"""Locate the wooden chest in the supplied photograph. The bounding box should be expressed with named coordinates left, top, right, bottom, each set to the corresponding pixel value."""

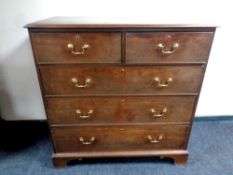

left=25, top=17, right=216, bottom=168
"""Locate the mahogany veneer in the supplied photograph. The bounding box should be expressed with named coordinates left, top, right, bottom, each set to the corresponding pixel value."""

left=46, top=96, right=196, bottom=125
left=126, top=32, right=214, bottom=64
left=51, top=125, right=189, bottom=152
left=40, top=65, right=204, bottom=95
left=32, top=32, right=121, bottom=63
left=25, top=17, right=216, bottom=168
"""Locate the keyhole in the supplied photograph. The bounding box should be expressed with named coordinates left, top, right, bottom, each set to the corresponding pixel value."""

left=76, top=35, right=80, bottom=41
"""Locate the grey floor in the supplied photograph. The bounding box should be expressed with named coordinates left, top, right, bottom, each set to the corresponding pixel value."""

left=0, top=119, right=233, bottom=175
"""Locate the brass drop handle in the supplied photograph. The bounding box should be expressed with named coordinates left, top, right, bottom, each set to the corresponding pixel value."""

left=76, top=109, right=93, bottom=119
left=157, top=43, right=179, bottom=55
left=154, top=77, right=173, bottom=87
left=147, top=135, right=163, bottom=144
left=150, top=107, right=167, bottom=118
left=67, top=43, right=90, bottom=55
left=79, top=137, right=95, bottom=145
left=71, top=77, right=92, bottom=88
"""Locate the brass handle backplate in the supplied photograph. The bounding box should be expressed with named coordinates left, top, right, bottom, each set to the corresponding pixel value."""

left=76, top=109, right=93, bottom=119
left=157, top=43, right=179, bottom=55
left=71, top=77, right=92, bottom=88
left=67, top=43, right=90, bottom=55
left=79, top=137, right=95, bottom=145
left=154, top=77, right=173, bottom=87
left=150, top=107, right=167, bottom=118
left=147, top=135, right=163, bottom=144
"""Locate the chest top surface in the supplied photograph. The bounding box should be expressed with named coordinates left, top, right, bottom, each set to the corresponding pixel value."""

left=24, top=17, right=217, bottom=29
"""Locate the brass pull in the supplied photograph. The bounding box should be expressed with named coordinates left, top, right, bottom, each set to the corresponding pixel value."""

left=67, top=43, right=90, bottom=55
left=154, top=77, right=173, bottom=87
left=79, top=137, right=95, bottom=145
left=157, top=43, right=179, bottom=55
left=147, top=135, right=163, bottom=144
left=76, top=109, right=93, bottom=119
left=71, top=77, right=92, bottom=88
left=150, top=107, right=167, bottom=118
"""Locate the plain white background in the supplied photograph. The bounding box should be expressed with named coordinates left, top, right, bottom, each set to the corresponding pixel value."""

left=0, top=0, right=232, bottom=120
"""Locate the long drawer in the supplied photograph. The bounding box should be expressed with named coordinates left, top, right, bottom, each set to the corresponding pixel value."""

left=51, top=125, right=189, bottom=152
left=46, top=96, right=196, bottom=125
left=40, top=65, right=204, bottom=96
left=126, top=32, right=214, bottom=64
left=31, top=32, right=121, bottom=64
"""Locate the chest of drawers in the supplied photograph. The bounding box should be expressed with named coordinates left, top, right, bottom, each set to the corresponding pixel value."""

left=25, top=17, right=216, bottom=168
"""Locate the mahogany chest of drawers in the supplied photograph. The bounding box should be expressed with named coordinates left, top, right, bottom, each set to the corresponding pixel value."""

left=25, top=17, right=216, bottom=168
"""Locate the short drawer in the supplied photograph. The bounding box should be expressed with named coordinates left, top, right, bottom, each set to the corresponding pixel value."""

left=40, top=65, right=204, bottom=95
left=126, top=32, right=214, bottom=64
left=47, top=96, right=196, bottom=125
left=31, top=32, right=121, bottom=63
left=51, top=125, right=189, bottom=152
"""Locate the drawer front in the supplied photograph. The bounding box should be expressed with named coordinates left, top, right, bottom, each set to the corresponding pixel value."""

left=126, top=32, right=214, bottom=64
left=52, top=125, right=189, bottom=152
left=31, top=32, right=121, bottom=63
left=40, top=66, right=204, bottom=95
left=47, top=96, right=196, bottom=125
